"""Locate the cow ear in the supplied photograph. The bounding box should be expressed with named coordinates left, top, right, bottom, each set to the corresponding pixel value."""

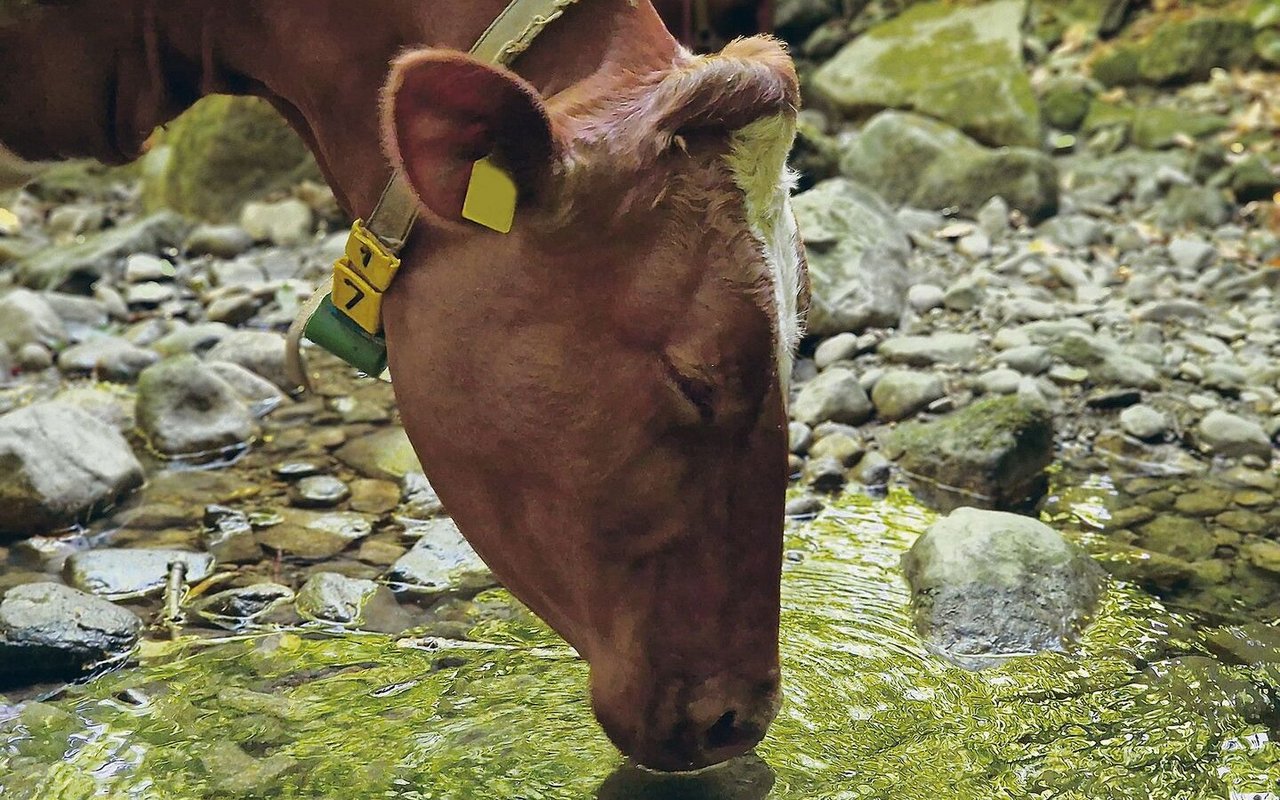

left=380, top=49, right=560, bottom=226
left=649, top=36, right=799, bottom=137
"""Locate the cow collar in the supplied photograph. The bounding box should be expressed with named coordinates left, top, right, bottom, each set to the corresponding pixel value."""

left=285, top=0, right=583, bottom=392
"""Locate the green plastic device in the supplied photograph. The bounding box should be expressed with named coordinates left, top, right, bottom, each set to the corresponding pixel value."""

left=303, top=294, right=389, bottom=377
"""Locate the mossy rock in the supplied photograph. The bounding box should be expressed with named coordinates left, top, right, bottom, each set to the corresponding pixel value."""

left=1131, top=107, right=1229, bottom=150
left=839, top=110, right=1059, bottom=221
left=142, top=96, right=322, bottom=223
left=810, top=0, right=1042, bottom=148
left=1137, top=16, right=1255, bottom=84
left=883, top=395, right=1055, bottom=512
left=1090, top=44, right=1142, bottom=86
left=1040, top=79, right=1094, bottom=131
left=1080, top=98, right=1135, bottom=135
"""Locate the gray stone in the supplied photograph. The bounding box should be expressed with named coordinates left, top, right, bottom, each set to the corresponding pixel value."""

left=791, top=178, right=912, bottom=337
left=0, top=582, right=142, bottom=682
left=879, top=334, right=980, bottom=367
left=977, top=368, right=1022, bottom=396
left=207, top=361, right=288, bottom=411
left=792, top=367, right=873, bottom=427
left=239, top=198, right=313, bottom=247
left=0, top=402, right=144, bottom=536
left=813, top=332, right=863, bottom=369
left=1051, top=333, right=1160, bottom=390
left=901, top=508, right=1105, bottom=666
left=290, top=476, right=351, bottom=509
left=1120, top=405, right=1170, bottom=442
left=907, top=284, right=945, bottom=313
left=125, top=281, right=176, bottom=308
left=885, top=396, right=1055, bottom=512
left=183, top=224, right=255, bottom=259
left=871, top=370, right=945, bottom=421
left=1157, top=185, right=1231, bottom=229
left=12, top=212, right=188, bottom=292
left=56, top=336, right=159, bottom=382
left=205, top=294, right=260, bottom=326
left=255, top=510, right=374, bottom=560
left=123, top=253, right=173, bottom=283
left=201, top=506, right=261, bottom=564
left=136, top=356, right=259, bottom=457
left=336, top=427, right=423, bottom=481
left=839, top=111, right=1058, bottom=221
left=151, top=322, right=232, bottom=357
left=192, top=583, right=294, bottom=630
left=42, top=292, right=110, bottom=337
left=64, top=549, right=215, bottom=599
left=294, top=573, right=380, bottom=626
left=998, top=345, right=1052, bottom=375
left=1196, top=410, right=1272, bottom=460
left=810, top=0, right=1039, bottom=148
left=400, top=471, right=446, bottom=519
left=0, top=289, right=67, bottom=350
left=1168, top=237, right=1217, bottom=273
left=385, top=517, right=495, bottom=596
left=53, top=385, right=136, bottom=432
left=1037, top=215, right=1104, bottom=249
left=204, top=330, right=291, bottom=391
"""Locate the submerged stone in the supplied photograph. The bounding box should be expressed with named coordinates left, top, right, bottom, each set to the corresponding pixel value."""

left=64, top=549, right=215, bottom=599
left=902, top=508, right=1105, bottom=666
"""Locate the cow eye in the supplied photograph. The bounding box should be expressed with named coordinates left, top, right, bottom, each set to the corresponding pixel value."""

left=664, top=361, right=716, bottom=425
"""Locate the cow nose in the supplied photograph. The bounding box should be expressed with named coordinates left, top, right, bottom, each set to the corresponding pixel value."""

left=595, top=673, right=781, bottom=773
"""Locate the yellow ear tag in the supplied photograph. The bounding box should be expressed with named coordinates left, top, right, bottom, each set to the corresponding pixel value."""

left=461, top=156, right=517, bottom=233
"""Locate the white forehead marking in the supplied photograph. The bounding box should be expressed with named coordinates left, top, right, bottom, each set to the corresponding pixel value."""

left=724, top=115, right=804, bottom=391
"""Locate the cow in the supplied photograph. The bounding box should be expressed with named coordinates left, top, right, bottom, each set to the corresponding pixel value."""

left=0, top=0, right=805, bottom=773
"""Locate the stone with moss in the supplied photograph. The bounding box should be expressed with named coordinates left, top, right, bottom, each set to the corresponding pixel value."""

left=142, top=96, right=323, bottom=223
left=839, top=110, right=1059, bottom=221
left=810, top=0, right=1041, bottom=148
left=1137, top=16, right=1255, bottom=84
left=884, top=395, right=1055, bottom=512
left=1039, top=78, right=1094, bottom=132
left=1131, top=107, right=1229, bottom=150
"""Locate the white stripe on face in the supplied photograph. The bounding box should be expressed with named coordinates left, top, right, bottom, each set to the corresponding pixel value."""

left=724, top=114, right=804, bottom=391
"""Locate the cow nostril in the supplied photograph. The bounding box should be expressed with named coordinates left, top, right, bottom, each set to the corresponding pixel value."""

left=705, top=710, right=739, bottom=751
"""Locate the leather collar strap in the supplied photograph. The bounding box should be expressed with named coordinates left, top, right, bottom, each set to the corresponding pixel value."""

left=285, top=0, right=582, bottom=392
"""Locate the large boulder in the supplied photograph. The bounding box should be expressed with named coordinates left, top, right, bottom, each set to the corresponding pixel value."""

left=0, top=402, right=144, bottom=536
left=901, top=507, right=1105, bottom=667
left=790, top=178, right=912, bottom=336
left=810, top=0, right=1040, bottom=148
left=884, top=396, right=1055, bottom=512
left=142, top=96, right=323, bottom=222
left=0, top=582, right=142, bottom=684
left=136, top=355, right=259, bottom=457
left=839, top=111, right=1059, bottom=221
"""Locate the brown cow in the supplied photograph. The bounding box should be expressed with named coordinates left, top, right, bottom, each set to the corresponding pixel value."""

left=0, top=0, right=804, bottom=772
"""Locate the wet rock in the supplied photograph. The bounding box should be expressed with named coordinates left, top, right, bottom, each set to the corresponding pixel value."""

left=977, top=368, right=1021, bottom=396
left=56, top=336, right=158, bottom=382
left=64, top=549, right=215, bottom=599
left=839, top=111, right=1058, bottom=221
left=201, top=506, right=261, bottom=564
left=349, top=479, right=402, bottom=515
left=290, top=476, right=351, bottom=509
left=901, top=508, right=1105, bottom=667
left=871, top=370, right=945, bottom=421
left=812, top=332, right=863, bottom=369
left=1196, top=410, right=1272, bottom=460
left=879, top=334, right=980, bottom=367
left=151, top=321, right=232, bottom=357
left=791, top=178, right=911, bottom=336
left=255, top=510, right=374, bottom=560
left=998, top=345, right=1052, bottom=376
left=1136, top=17, right=1255, bottom=85
left=204, top=330, right=292, bottom=391
left=1244, top=540, right=1280, bottom=575
left=1203, top=623, right=1280, bottom=666
left=808, top=431, right=865, bottom=466
left=803, top=456, right=847, bottom=493
left=0, top=402, right=144, bottom=535
left=207, top=361, right=288, bottom=411
left=336, top=427, right=423, bottom=482
left=792, top=367, right=873, bottom=427
left=136, top=356, right=259, bottom=457
left=183, top=224, right=255, bottom=259
left=811, top=0, right=1038, bottom=148
left=14, top=343, right=51, bottom=371
left=400, top=471, right=445, bottom=519
left=192, top=583, right=294, bottom=630
left=1139, top=516, right=1214, bottom=562
left=785, top=494, right=825, bottom=519
left=1174, top=486, right=1233, bottom=517
left=12, top=212, right=188, bottom=292
left=142, top=95, right=321, bottom=222
left=240, top=198, right=313, bottom=247
left=885, top=396, right=1054, bottom=512
left=294, top=573, right=381, bottom=626
left=0, top=288, right=66, bottom=350
left=0, top=582, right=141, bottom=685
left=385, top=517, right=495, bottom=596
left=1120, top=405, right=1170, bottom=442
left=53, top=385, right=136, bottom=432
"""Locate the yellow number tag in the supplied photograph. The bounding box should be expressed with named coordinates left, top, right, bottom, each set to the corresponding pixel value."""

left=331, top=260, right=383, bottom=335
left=462, top=157, right=517, bottom=234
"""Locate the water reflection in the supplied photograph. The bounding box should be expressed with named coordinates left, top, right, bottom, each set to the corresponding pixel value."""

left=598, top=755, right=776, bottom=800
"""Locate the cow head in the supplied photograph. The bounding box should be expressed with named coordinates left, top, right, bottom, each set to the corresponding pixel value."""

left=380, top=36, right=803, bottom=771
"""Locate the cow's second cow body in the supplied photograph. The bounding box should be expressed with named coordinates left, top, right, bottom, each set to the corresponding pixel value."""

left=0, top=0, right=804, bottom=773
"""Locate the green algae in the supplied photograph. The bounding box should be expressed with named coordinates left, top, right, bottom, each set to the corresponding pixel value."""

left=3, top=489, right=1280, bottom=798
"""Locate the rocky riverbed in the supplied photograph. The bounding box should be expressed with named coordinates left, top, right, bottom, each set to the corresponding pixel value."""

left=0, top=0, right=1278, bottom=796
